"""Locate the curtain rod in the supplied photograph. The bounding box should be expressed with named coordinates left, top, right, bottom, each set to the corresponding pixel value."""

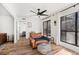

left=59, top=3, right=79, bottom=12
left=43, top=3, right=79, bottom=20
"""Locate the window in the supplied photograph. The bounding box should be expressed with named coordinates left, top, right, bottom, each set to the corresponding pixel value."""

left=61, top=12, right=79, bottom=46
left=43, top=20, right=51, bottom=36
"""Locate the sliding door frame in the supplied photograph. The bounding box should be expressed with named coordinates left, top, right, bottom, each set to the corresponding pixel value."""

left=75, top=12, right=78, bottom=46
left=60, top=12, right=79, bottom=47
left=43, top=20, right=51, bottom=36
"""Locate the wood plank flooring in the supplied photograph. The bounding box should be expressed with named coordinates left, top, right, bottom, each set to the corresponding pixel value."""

left=0, top=37, right=79, bottom=55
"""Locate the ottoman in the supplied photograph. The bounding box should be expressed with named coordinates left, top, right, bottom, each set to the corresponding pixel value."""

left=37, top=42, right=51, bottom=55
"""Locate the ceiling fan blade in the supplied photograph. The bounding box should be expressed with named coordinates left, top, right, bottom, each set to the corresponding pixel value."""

left=30, top=10, right=37, bottom=14
left=41, top=14, right=48, bottom=16
left=40, top=10, right=47, bottom=14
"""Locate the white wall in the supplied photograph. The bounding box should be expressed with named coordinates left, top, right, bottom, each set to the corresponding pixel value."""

left=51, top=15, right=60, bottom=44
left=51, top=4, right=79, bottom=53
left=41, top=16, right=60, bottom=44
left=27, top=16, right=42, bottom=33
left=18, top=21, right=27, bottom=34
left=16, top=16, right=42, bottom=39
left=0, top=4, right=14, bottom=41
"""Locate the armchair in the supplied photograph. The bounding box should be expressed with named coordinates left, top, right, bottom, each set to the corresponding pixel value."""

left=29, top=32, right=49, bottom=49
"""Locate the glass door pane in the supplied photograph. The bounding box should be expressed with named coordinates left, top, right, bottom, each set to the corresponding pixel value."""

left=43, top=21, right=47, bottom=35
left=61, top=16, right=66, bottom=41
left=61, top=13, right=75, bottom=45
left=61, top=16, right=66, bottom=31
left=48, top=20, right=51, bottom=36
left=61, top=32, right=66, bottom=42
left=43, top=20, right=51, bottom=36
left=65, top=13, right=75, bottom=44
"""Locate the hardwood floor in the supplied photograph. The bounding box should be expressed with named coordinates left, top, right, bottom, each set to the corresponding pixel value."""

left=0, top=37, right=79, bottom=55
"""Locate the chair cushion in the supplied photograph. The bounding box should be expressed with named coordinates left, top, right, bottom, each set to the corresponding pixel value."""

left=31, top=33, right=42, bottom=38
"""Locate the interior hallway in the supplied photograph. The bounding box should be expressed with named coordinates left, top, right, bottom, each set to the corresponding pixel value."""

left=0, top=37, right=78, bottom=55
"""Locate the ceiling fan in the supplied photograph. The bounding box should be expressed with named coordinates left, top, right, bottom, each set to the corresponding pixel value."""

left=30, top=8, right=48, bottom=16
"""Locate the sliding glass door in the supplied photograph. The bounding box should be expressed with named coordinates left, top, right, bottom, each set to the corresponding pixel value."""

left=66, top=13, right=75, bottom=44
left=43, top=20, right=51, bottom=36
left=61, top=12, right=79, bottom=46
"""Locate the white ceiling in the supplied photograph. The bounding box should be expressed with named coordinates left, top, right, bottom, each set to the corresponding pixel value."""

left=2, top=3, right=75, bottom=18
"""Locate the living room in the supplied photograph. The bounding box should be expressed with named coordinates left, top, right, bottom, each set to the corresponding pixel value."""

left=0, top=3, right=79, bottom=55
